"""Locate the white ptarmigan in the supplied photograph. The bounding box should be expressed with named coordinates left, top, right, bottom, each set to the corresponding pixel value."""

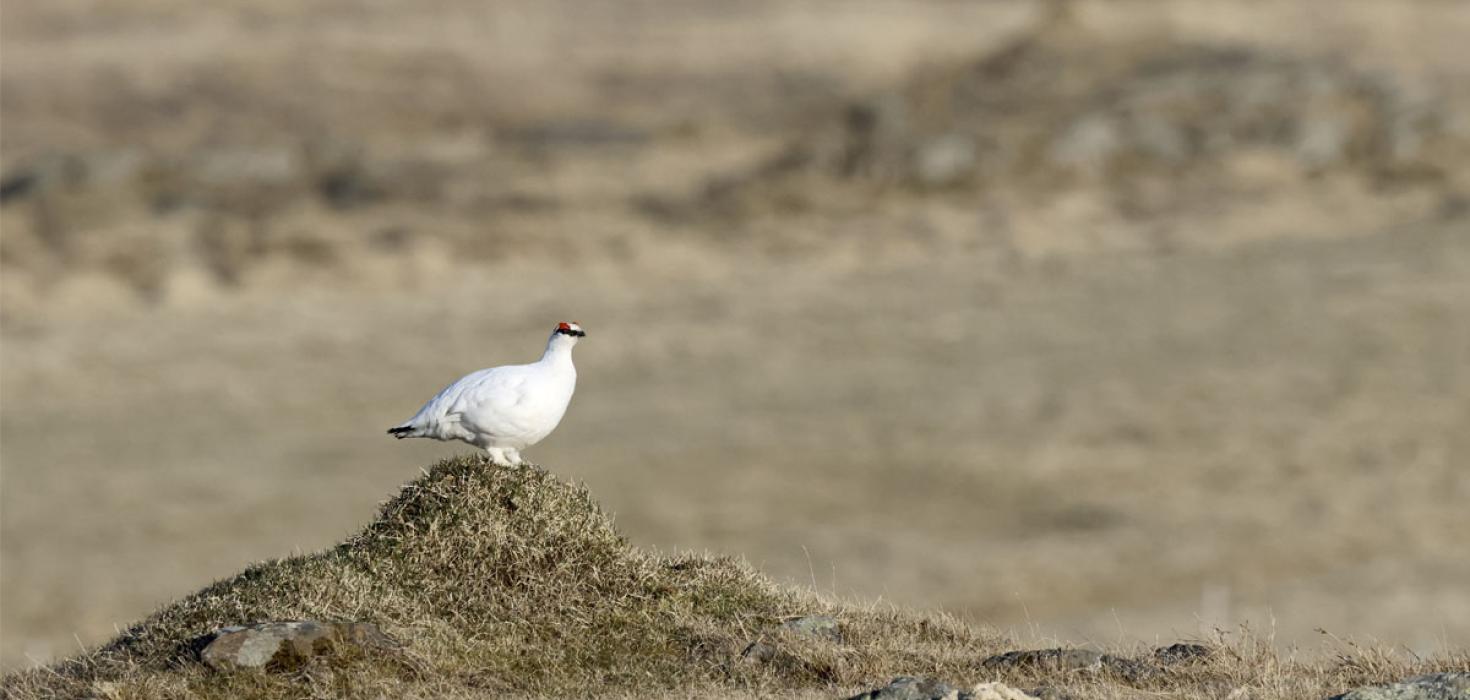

left=387, top=322, right=584, bottom=466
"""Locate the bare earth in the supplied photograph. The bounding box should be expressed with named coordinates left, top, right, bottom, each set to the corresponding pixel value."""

left=2, top=0, right=1468, bottom=673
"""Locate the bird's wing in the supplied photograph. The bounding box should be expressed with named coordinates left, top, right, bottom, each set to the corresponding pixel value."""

left=444, top=365, right=537, bottom=434
left=451, top=367, right=528, bottom=412
left=406, top=367, right=499, bottom=422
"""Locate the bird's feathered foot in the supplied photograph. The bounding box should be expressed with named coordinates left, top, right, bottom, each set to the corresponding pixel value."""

left=387, top=426, right=415, bottom=439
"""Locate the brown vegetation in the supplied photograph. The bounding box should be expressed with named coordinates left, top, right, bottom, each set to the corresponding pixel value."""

left=5, top=457, right=1465, bottom=699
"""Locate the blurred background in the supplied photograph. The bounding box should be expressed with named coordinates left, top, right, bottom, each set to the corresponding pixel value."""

left=2, top=0, right=1468, bottom=670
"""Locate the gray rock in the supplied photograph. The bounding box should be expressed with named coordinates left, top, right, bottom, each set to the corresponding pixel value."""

left=783, top=615, right=844, bottom=643
left=199, top=620, right=398, bottom=671
left=1331, top=673, right=1470, bottom=700
left=981, top=648, right=1157, bottom=683
left=984, top=647, right=1103, bottom=671
left=741, top=615, right=843, bottom=669
left=846, top=676, right=962, bottom=700
left=1154, top=642, right=1211, bottom=665
left=845, top=680, right=1040, bottom=700
left=968, top=682, right=1040, bottom=700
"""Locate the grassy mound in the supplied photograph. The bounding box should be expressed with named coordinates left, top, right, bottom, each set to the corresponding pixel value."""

left=4, top=456, right=1464, bottom=699
left=2, top=457, right=1002, bottom=698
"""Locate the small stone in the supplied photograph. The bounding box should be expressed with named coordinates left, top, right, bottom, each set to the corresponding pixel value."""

left=1332, top=672, right=1470, bottom=700
left=741, top=615, right=845, bottom=672
left=198, top=620, right=398, bottom=671
left=846, top=676, right=961, bottom=700
left=783, top=615, right=844, bottom=643
left=968, top=681, right=1040, bottom=700
left=1154, top=642, right=1212, bottom=665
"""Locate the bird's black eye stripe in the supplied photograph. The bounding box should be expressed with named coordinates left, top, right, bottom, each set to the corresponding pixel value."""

left=555, top=328, right=586, bottom=337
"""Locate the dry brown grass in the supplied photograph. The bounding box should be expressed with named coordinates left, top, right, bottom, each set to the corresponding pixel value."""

left=4, top=456, right=1465, bottom=699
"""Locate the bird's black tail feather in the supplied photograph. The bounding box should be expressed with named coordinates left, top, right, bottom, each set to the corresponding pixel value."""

left=387, top=426, right=415, bottom=439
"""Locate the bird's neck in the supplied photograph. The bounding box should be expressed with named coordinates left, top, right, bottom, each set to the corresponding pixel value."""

left=540, top=342, right=575, bottom=367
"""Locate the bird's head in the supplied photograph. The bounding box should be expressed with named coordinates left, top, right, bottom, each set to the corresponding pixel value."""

left=549, top=321, right=586, bottom=347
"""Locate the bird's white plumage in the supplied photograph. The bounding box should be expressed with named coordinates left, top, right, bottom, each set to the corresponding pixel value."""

left=389, top=322, right=583, bottom=466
